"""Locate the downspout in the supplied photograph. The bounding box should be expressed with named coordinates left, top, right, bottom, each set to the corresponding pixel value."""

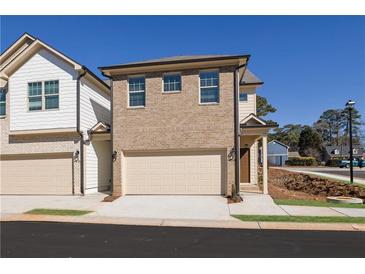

left=77, top=67, right=87, bottom=195
left=101, top=71, right=113, bottom=195
left=233, top=57, right=250, bottom=196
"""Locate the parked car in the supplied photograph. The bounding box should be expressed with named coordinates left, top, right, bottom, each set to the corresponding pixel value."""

left=339, top=158, right=365, bottom=168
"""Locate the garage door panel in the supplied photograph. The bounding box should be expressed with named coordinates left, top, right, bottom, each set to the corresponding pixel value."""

left=125, top=151, right=224, bottom=195
left=1, top=156, right=73, bottom=195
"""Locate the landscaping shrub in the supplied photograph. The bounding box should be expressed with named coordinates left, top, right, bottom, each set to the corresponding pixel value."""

left=285, top=156, right=318, bottom=166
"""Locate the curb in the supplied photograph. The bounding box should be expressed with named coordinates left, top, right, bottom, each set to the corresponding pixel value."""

left=1, top=214, right=365, bottom=231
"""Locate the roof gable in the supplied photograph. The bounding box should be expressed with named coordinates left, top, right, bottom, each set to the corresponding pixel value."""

left=0, top=33, right=36, bottom=71
left=1, top=34, right=109, bottom=93
left=240, top=113, right=267, bottom=126
left=268, top=140, right=289, bottom=149
left=88, top=121, right=110, bottom=133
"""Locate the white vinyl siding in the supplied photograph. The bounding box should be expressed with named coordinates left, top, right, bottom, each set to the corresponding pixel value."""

left=250, top=141, right=258, bottom=184
left=239, top=87, right=256, bottom=120
left=9, top=49, right=77, bottom=131
left=80, top=78, right=111, bottom=192
left=79, top=78, right=110, bottom=133
left=85, top=141, right=111, bottom=193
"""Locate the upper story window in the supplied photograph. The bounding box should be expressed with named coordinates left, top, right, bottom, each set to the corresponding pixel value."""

left=239, top=92, right=248, bottom=102
left=28, top=82, right=42, bottom=111
left=128, top=76, right=145, bottom=107
left=0, top=88, right=6, bottom=116
left=200, top=70, right=219, bottom=104
left=44, top=80, right=59, bottom=109
left=28, top=80, right=59, bottom=111
left=163, top=73, right=181, bottom=93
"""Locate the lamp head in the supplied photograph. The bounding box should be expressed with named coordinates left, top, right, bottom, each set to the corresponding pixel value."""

left=346, top=99, right=355, bottom=109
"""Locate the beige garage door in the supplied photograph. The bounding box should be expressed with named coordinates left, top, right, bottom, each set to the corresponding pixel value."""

left=125, top=151, right=224, bottom=195
left=1, top=154, right=73, bottom=195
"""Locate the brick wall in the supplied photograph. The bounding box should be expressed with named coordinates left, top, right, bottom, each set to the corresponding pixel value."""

left=111, top=66, right=236, bottom=196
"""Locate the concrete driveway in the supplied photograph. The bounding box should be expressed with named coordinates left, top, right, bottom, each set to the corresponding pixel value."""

left=1, top=195, right=232, bottom=221
left=96, top=196, right=231, bottom=220
left=0, top=194, right=106, bottom=215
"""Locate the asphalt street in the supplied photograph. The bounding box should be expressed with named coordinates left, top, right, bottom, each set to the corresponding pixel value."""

left=1, top=221, right=365, bottom=257
left=312, top=169, right=365, bottom=179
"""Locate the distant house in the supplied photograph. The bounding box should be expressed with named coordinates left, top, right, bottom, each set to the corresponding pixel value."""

left=267, top=140, right=289, bottom=166
left=323, top=145, right=364, bottom=163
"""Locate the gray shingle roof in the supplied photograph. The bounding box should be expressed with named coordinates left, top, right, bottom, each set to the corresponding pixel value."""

left=99, top=54, right=249, bottom=70
left=241, top=69, right=263, bottom=85
left=99, top=54, right=263, bottom=86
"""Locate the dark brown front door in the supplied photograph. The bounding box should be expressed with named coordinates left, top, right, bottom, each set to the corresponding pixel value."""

left=240, top=148, right=250, bottom=183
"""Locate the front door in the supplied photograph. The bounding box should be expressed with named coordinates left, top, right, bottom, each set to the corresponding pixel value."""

left=240, top=148, right=250, bottom=183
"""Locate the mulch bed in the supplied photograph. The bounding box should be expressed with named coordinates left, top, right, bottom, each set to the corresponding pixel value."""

left=268, top=168, right=365, bottom=201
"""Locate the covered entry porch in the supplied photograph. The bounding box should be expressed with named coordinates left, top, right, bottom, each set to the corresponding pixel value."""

left=239, top=114, right=277, bottom=195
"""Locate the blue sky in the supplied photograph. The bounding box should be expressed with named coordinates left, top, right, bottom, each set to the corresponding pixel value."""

left=1, top=16, right=364, bottom=127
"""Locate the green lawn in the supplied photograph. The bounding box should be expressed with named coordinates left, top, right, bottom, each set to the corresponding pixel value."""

left=233, top=215, right=365, bottom=223
left=274, top=199, right=365, bottom=208
left=25, top=208, right=93, bottom=216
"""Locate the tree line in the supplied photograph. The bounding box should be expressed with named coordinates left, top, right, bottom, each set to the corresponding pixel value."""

left=256, top=95, right=364, bottom=160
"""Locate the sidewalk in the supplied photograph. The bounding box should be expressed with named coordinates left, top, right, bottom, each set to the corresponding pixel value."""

left=2, top=213, right=365, bottom=232
left=230, top=192, right=365, bottom=217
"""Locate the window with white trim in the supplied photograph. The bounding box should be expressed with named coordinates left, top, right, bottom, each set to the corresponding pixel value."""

left=239, top=92, right=248, bottom=102
left=163, top=73, right=181, bottom=92
left=0, top=88, right=6, bottom=116
left=28, top=80, right=59, bottom=111
left=28, top=82, right=42, bottom=111
left=44, top=80, right=59, bottom=109
left=129, top=76, right=145, bottom=107
left=200, top=71, right=219, bottom=104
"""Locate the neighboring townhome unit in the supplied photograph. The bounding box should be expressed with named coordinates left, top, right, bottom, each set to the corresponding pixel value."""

left=0, top=33, right=111, bottom=195
left=100, top=55, right=276, bottom=197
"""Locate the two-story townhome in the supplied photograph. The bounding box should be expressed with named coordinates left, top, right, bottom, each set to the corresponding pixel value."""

left=100, top=55, right=276, bottom=197
left=0, top=33, right=111, bottom=195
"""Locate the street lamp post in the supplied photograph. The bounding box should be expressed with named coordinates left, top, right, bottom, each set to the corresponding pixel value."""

left=345, top=99, right=355, bottom=183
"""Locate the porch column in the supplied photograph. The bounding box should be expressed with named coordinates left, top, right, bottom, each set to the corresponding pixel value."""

left=262, top=135, right=268, bottom=195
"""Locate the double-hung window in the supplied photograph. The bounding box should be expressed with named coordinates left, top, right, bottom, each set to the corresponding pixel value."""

left=0, top=88, right=6, bottom=116
left=28, top=82, right=42, bottom=111
left=129, top=76, right=145, bottom=107
left=163, top=73, right=181, bottom=93
left=44, top=80, right=59, bottom=109
left=200, top=71, right=219, bottom=104
left=28, top=80, right=59, bottom=111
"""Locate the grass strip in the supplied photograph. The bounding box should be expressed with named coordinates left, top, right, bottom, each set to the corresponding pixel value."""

left=25, top=208, right=93, bottom=216
left=233, top=215, right=365, bottom=223
left=274, top=199, right=365, bottom=208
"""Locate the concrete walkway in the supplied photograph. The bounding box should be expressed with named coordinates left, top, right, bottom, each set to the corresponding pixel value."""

left=2, top=213, right=365, bottom=232
left=230, top=192, right=365, bottom=217
left=1, top=193, right=365, bottom=223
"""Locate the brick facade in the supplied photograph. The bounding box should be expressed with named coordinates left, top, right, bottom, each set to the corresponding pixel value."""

left=111, top=66, right=236, bottom=196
